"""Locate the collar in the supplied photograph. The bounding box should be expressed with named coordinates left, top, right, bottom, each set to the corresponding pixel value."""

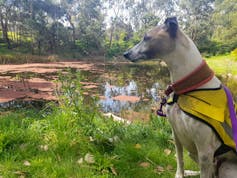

left=165, top=60, right=214, bottom=96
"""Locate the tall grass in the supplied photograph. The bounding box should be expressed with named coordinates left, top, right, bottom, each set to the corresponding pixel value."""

left=0, top=70, right=198, bottom=177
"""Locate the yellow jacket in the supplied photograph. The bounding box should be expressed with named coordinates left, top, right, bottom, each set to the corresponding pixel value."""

left=175, top=88, right=236, bottom=150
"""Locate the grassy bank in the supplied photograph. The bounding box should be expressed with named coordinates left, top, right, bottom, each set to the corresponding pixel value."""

left=206, top=54, right=237, bottom=75
left=0, top=72, right=199, bottom=177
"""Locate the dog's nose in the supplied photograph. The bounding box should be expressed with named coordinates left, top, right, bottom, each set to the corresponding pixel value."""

left=123, top=51, right=131, bottom=59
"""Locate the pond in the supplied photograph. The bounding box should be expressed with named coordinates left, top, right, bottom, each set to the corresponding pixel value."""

left=83, top=61, right=237, bottom=120
left=0, top=60, right=236, bottom=121
left=82, top=61, right=170, bottom=118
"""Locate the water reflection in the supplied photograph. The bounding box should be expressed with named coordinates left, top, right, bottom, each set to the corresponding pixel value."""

left=104, top=81, right=138, bottom=97
left=99, top=80, right=161, bottom=113
left=146, top=83, right=160, bottom=102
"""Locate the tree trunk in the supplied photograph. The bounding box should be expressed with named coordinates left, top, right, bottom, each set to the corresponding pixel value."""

left=0, top=14, right=11, bottom=49
left=38, top=40, right=41, bottom=55
left=108, top=25, right=114, bottom=49
left=67, top=14, right=76, bottom=45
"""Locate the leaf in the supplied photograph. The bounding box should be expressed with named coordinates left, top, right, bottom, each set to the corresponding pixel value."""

left=134, top=143, right=141, bottom=149
left=111, top=167, right=118, bottom=176
left=84, top=153, right=95, bottom=164
left=39, top=145, right=49, bottom=151
left=89, top=136, right=95, bottom=142
left=14, top=171, right=27, bottom=176
left=166, top=165, right=173, bottom=170
left=164, top=149, right=171, bottom=156
left=77, top=158, right=84, bottom=164
left=23, top=160, right=31, bottom=166
left=139, top=162, right=150, bottom=168
left=168, top=139, right=175, bottom=145
left=155, top=165, right=165, bottom=173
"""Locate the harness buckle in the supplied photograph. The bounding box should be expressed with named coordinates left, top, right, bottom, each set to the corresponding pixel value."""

left=157, top=97, right=167, bottom=117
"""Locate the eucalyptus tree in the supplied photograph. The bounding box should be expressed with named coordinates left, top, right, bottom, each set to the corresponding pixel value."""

left=177, top=0, right=215, bottom=51
left=212, top=0, right=237, bottom=52
left=58, top=0, right=79, bottom=45
left=128, top=0, right=177, bottom=31
left=0, top=0, right=18, bottom=49
left=103, top=0, right=177, bottom=56
left=75, top=0, right=105, bottom=53
left=19, top=0, right=65, bottom=54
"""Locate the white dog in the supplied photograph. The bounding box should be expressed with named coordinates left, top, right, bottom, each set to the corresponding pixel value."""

left=124, top=17, right=237, bottom=178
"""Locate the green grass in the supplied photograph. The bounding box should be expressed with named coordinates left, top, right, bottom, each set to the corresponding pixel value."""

left=206, top=54, right=237, bottom=75
left=0, top=110, right=198, bottom=178
left=0, top=71, right=199, bottom=177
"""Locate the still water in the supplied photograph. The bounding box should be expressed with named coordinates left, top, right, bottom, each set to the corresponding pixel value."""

left=94, top=62, right=170, bottom=113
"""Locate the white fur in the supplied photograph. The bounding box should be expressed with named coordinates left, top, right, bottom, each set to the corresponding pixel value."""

left=163, top=31, right=237, bottom=178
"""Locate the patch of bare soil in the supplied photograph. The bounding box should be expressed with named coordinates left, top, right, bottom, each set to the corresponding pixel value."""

left=0, top=61, right=103, bottom=104
left=121, top=110, right=150, bottom=122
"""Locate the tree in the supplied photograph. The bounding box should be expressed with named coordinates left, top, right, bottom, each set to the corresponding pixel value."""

left=177, top=0, right=215, bottom=49
left=76, top=0, right=105, bottom=53
left=212, top=0, right=237, bottom=52
left=59, top=0, right=80, bottom=46
left=20, top=0, right=66, bottom=54
left=0, top=0, right=17, bottom=49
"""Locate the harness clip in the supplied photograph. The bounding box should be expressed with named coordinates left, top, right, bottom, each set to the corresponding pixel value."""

left=157, top=97, right=167, bottom=117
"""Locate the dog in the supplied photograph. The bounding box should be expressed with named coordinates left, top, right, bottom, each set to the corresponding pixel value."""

left=124, top=17, right=237, bottom=178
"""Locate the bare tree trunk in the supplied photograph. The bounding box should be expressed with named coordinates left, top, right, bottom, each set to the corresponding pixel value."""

left=108, top=25, right=114, bottom=48
left=0, top=15, right=11, bottom=49
left=67, top=14, right=76, bottom=45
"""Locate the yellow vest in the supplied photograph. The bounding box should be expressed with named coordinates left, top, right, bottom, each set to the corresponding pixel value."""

left=174, top=88, right=236, bottom=150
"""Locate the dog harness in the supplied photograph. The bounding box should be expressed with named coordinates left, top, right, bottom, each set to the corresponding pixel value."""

left=157, top=60, right=237, bottom=153
left=176, top=87, right=236, bottom=150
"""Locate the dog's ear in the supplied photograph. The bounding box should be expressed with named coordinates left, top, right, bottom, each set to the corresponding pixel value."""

left=164, top=17, right=178, bottom=38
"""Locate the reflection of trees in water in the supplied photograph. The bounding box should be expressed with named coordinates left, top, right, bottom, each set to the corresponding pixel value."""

left=99, top=80, right=162, bottom=113
left=104, top=81, right=138, bottom=98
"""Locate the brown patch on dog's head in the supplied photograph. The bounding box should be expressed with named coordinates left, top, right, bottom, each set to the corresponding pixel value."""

left=124, top=17, right=179, bottom=62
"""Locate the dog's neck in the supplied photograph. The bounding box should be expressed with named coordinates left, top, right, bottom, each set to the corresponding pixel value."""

left=163, top=30, right=221, bottom=88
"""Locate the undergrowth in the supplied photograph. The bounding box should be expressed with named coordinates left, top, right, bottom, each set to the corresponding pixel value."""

left=0, top=70, right=198, bottom=177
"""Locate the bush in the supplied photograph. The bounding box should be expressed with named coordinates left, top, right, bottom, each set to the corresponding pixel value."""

left=105, top=32, right=141, bottom=58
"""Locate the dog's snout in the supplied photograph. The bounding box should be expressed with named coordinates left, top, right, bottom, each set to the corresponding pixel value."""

left=123, top=51, right=131, bottom=59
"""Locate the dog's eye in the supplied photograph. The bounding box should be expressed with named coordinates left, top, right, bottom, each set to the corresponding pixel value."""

left=144, top=34, right=151, bottom=41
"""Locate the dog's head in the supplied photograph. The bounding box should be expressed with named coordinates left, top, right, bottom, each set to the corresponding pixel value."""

left=124, top=17, right=178, bottom=62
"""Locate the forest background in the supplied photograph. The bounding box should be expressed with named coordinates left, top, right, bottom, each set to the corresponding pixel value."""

left=0, top=0, right=236, bottom=60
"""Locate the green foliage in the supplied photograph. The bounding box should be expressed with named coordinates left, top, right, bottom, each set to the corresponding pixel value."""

left=0, top=71, right=199, bottom=177
left=105, top=32, right=141, bottom=57
left=105, top=34, right=129, bottom=57
left=206, top=54, right=237, bottom=75
left=231, top=48, right=237, bottom=61
left=75, top=0, right=105, bottom=54
left=178, top=0, right=215, bottom=54
left=212, top=0, right=237, bottom=54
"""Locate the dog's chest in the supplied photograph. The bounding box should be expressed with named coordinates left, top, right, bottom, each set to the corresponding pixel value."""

left=167, top=104, right=195, bottom=135
left=167, top=89, right=236, bottom=150
left=166, top=103, right=216, bottom=150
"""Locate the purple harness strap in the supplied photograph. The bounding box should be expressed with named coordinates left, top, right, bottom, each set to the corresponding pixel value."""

left=223, top=85, right=237, bottom=151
